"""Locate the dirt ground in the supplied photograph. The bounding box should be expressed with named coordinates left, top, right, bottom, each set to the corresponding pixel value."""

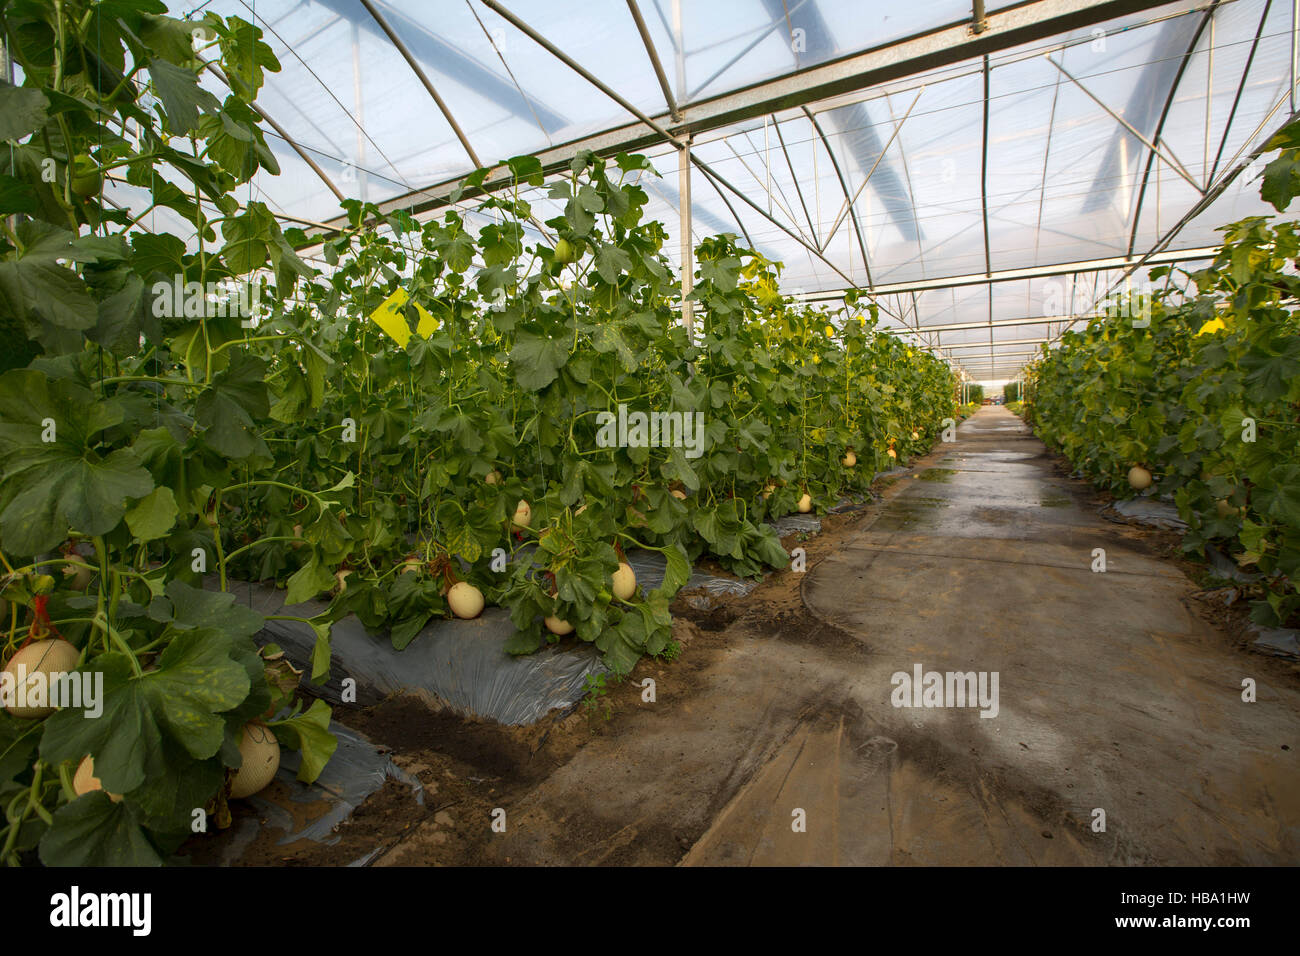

left=186, top=410, right=1299, bottom=866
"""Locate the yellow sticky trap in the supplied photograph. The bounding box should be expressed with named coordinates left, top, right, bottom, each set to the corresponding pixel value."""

left=369, top=288, right=413, bottom=348
left=414, top=302, right=438, bottom=337
left=368, top=288, right=439, bottom=348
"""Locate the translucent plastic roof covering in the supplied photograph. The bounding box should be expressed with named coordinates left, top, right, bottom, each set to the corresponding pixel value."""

left=170, top=0, right=1299, bottom=380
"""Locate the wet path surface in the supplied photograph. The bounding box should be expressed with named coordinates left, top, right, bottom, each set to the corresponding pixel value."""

left=465, top=407, right=1300, bottom=865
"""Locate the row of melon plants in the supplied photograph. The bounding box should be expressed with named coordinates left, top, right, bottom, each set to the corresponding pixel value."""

left=237, top=181, right=957, bottom=670
left=1023, top=118, right=1300, bottom=628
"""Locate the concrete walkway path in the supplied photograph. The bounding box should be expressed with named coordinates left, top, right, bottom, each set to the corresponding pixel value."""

left=479, top=407, right=1300, bottom=865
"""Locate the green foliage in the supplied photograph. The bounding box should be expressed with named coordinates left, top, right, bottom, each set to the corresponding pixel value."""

left=581, top=671, right=612, bottom=721
left=257, top=162, right=956, bottom=680
left=1027, top=117, right=1300, bottom=627
left=0, top=0, right=324, bottom=867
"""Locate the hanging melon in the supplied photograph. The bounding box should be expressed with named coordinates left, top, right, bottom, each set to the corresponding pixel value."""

left=229, top=722, right=281, bottom=799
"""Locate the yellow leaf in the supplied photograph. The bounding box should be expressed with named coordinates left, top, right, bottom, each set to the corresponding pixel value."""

left=1196, top=317, right=1227, bottom=337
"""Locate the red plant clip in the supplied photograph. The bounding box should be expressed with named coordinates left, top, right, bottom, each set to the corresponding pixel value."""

left=20, top=594, right=61, bottom=649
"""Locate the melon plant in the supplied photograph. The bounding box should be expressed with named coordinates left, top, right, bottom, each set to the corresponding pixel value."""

left=0, top=2, right=337, bottom=867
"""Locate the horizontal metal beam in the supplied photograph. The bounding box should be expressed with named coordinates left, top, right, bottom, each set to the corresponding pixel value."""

left=797, top=245, right=1220, bottom=300
left=881, top=314, right=1079, bottom=335
left=304, top=0, right=1186, bottom=238
left=945, top=350, right=1041, bottom=359
left=935, top=337, right=1050, bottom=349
left=951, top=362, right=1036, bottom=371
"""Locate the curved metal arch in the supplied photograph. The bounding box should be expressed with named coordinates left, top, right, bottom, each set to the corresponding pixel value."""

left=1126, top=2, right=1221, bottom=258
left=197, top=58, right=346, bottom=204
left=802, top=106, right=874, bottom=289
left=360, top=0, right=482, bottom=168
left=698, top=163, right=757, bottom=249
left=981, top=54, right=991, bottom=277
left=772, top=116, right=817, bottom=243
left=626, top=0, right=679, bottom=120
left=1209, top=0, right=1274, bottom=183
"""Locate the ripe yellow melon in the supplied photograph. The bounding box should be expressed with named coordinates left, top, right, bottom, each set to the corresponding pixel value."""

left=3, top=639, right=80, bottom=719
left=612, top=562, right=637, bottom=601
left=544, top=616, right=574, bottom=636
left=512, top=500, right=532, bottom=530
left=1215, top=499, right=1242, bottom=519
left=229, top=722, right=280, bottom=799
left=1127, top=466, right=1152, bottom=490
left=797, top=493, right=812, bottom=513
left=74, top=756, right=122, bottom=803
left=448, top=581, right=485, bottom=619
left=841, top=450, right=856, bottom=467
left=63, top=563, right=93, bottom=591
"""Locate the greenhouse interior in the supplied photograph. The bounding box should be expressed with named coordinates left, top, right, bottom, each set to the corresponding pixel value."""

left=0, top=0, right=1297, bottom=887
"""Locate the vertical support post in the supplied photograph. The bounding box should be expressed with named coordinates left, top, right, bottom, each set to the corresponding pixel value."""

left=2, top=36, right=14, bottom=236
left=672, top=0, right=686, bottom=104
left=679, top=137, right=695, bottom=339
left=764, top=115, right=772, bottom=216
left=351, top=22, right=368, bottom=202
left=1293, top=0, right=1298, bottom=114
left=1207, top=13, right=1216, bottom=179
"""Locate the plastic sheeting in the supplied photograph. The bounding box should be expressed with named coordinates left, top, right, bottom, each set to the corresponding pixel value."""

left=624, top=548, right=755, bottom=599
left=1107, top=496, right=1189, bottom=531
left=769, top=513, right=821, bottom=535
left=1249, top=625, right=1300, bottom=661
left=209, top=721, right=420, bottom=863
left=229, top=479, right=886, bottom=724
left=255, top=603, right=608, bottom=725
left=237, top=545, right=758, bottom=725
left=1205, top=545, right=1262, bottom=584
